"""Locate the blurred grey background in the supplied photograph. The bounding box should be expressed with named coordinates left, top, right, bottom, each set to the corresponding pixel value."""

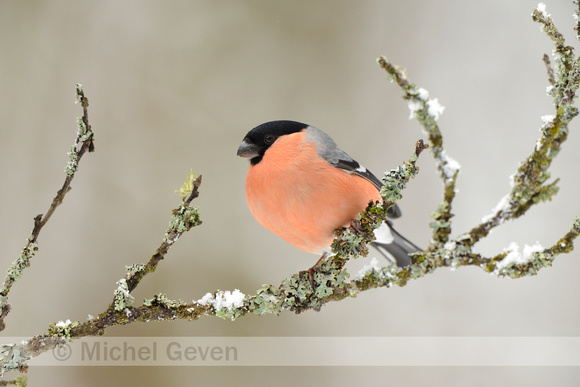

left=0, top=0, right=579, bottom=385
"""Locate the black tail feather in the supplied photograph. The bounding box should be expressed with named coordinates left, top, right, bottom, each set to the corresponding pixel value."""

left=371, top=225, right=420, bottom=267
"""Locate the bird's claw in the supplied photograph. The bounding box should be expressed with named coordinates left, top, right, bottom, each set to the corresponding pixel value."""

left=298, top=267, right=316, bottom=289
left=299, top=253, right=328, bottom=290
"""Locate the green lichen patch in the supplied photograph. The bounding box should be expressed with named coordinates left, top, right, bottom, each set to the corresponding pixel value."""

left=247, top=284, right=283, bottom=316
left=4, top=242, right=38, bottom=286
left=164, top=205, right=201, bottom=242
left=0, top=344, right=30, bottom=375
left=143, top=293, right=186, bottom=309
left=47, top=319, right=80, bottom=339
left=113, top=279, right=134, bottom=311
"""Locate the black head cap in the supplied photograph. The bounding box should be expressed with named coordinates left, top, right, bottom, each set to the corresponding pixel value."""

left=237, top=120, right=308, bottom=165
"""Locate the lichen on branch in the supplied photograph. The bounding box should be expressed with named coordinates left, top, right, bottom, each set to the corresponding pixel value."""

left=0, top=84, right=95, bottom=334
left=2, top=2, right=580, bottom=379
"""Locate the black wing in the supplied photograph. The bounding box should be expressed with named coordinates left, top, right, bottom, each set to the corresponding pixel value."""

left=334, top=158, right=402, bottom=219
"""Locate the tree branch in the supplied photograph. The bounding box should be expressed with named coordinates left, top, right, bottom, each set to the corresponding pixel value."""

left=1, top=2, right=579, bottom=379
left=466, top=5, right=580, bottom=248
left=0, top=84, right=95, bottom=333
left=376, top=57, right=459, bottom=247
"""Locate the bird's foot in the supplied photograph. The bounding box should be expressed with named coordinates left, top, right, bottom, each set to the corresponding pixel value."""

left=299, top=253, right=329, bottom=290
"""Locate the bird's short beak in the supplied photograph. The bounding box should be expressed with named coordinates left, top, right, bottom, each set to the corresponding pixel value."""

left=237, top=139, right=259, bottom=159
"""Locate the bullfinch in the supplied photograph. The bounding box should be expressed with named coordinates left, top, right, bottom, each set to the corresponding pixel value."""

left=237, top=120, right=419, bottom=267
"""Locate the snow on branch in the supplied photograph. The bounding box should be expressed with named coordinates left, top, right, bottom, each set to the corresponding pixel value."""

left=1, top=1, right=580, bottom=380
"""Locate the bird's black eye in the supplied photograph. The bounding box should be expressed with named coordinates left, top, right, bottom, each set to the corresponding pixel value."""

left=264, top=134, right=275, bottom=144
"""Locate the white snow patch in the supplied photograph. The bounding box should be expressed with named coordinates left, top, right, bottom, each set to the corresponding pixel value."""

left=197, top=292, right=214, bottom=306
left=55, top=319, right=72, bottom=328
left=355, top=257, right=382, bottom=280
left=408, top=95, right=444, bottom=120
left=535, top=115, right=555, bottom=151
left=541, top=115, right=555, bottom=125
left=481, top=194, right=511, bottom=223
left=443, top=240, right=456, bottom=252
left=196, top=289, right=245, bottom=310
left=427, top=98, right=445, bottom=121
left=496, top=242, right=543, bottom=271
left=509, top=171, right=517, bottom=188
left=536, top=3, right=549, bottom=18
left=408, top=100, right=423, bottom=119
left=440, top=150, right=461, bottom=178
left=417, top=88, right=429, bottom=101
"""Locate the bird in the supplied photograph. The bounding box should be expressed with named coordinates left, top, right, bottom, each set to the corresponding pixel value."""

left=237, top=120, right=419, bottom=268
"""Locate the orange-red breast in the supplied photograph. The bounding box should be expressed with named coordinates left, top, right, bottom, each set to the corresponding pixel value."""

left=237, top=120, right=418, bottom=266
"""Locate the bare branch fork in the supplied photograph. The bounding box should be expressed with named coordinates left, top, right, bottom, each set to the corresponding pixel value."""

left=0, top=2, right=579, bottom=380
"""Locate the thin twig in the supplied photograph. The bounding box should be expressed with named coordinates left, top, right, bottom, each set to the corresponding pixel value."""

left=124, top=175, right=202, bottom=294
left=543, top=53, right=556, bottom=85
left=0, top=84, right=95, bottom=332
left=377, top=57, right=459, bottom=247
